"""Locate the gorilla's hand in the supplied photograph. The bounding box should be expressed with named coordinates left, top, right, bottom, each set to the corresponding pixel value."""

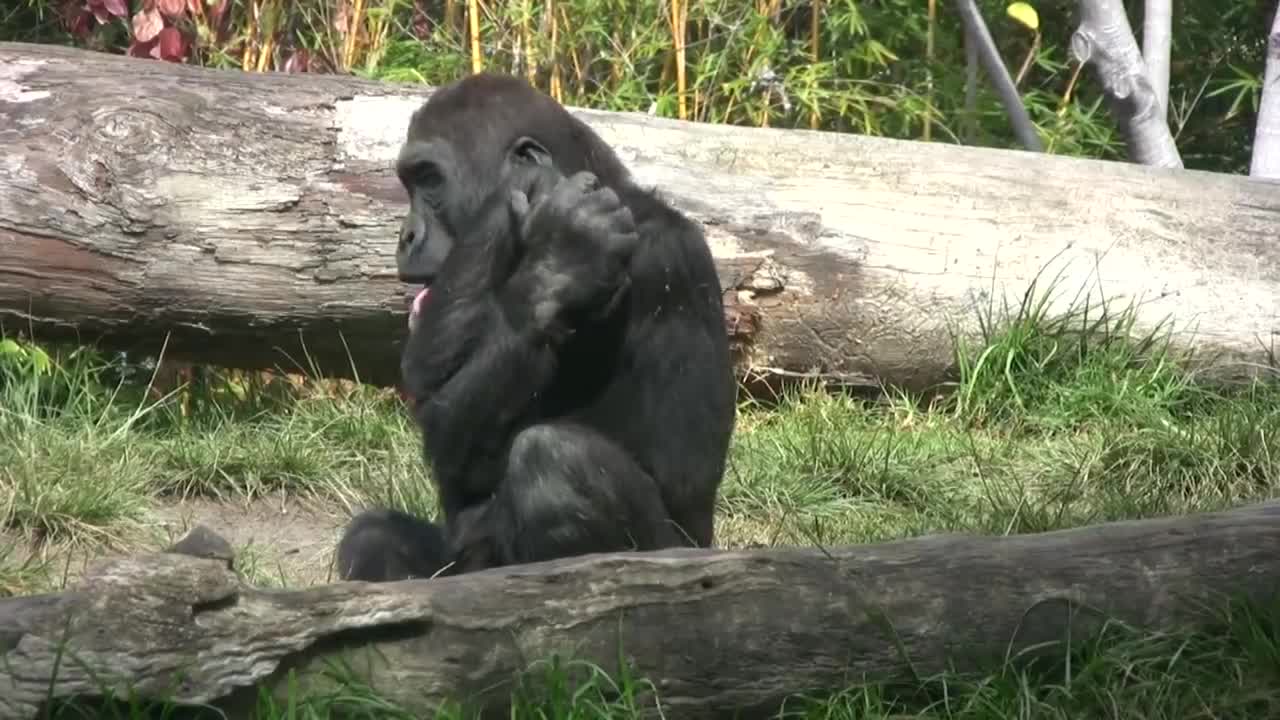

left=508, top=171, right=640, bottom=335
left=506, top=163, right=563, bottom=232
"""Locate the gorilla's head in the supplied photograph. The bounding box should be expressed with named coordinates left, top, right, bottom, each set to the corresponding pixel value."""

left=393, top=73, right=629, bottom=298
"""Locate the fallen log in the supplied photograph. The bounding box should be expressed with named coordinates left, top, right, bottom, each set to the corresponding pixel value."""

left=1, top=42, right=1278, bottom=392
left=3, top=502, right=1279, bottom=720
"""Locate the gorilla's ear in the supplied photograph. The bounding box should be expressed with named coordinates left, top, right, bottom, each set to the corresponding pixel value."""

left=511, top=136, right=552, bottom=166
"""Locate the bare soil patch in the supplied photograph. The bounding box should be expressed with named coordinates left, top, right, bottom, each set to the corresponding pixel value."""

left=3, top=495, right=353, bottom=593
left=149, top=494, right=351, bottom=586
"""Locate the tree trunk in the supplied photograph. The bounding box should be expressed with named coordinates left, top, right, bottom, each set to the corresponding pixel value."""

left=2, top=43, right=1277, bottom=394
left=1250, top=3, right=1280, bottom=178
left=1141, top=0, right=1172, bottom=118
left=2, top=501, right=1279, bottom=719
left=1072, top=0, right=1182, bottom=167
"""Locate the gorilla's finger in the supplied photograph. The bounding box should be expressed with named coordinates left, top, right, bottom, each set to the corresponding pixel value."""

left=579, top=188, right=628, bottom=223
left=608, top=231, right=641, bottom=256
left=526, top=169, right=560, bottom=206
left=509, top=189, right=531, bottom=219
left=560, top=171, right=600, bottom=199
left=592, top=186, right=620, bottom=206
left=604, top=205, right=638, bottom=233
left=509, top=190, right=533, bottom=239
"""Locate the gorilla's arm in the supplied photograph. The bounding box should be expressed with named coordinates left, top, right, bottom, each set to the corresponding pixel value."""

left=401, top=216, right=562, bottom=513
left=409, top=296, right=557, bottom=482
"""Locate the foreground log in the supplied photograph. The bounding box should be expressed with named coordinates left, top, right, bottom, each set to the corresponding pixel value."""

left=1, top=43, right=1278, bottom=392
left=3, top=502, right=1279, bottom=719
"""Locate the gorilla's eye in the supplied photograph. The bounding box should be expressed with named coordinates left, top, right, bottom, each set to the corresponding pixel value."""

left=415, top=163, right=444, bottom=188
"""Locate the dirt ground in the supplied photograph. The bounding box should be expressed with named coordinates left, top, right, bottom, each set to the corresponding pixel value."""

left=4, top=496, right=781, bottom=596
left=150, top=495, right=352, bottom=586
left=5, top=495, right=353, bottom=593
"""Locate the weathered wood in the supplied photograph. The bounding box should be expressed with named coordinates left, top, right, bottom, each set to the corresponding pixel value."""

left=3, top=502, right=1279, bottom=719
left=1, top=42, right=1278, bottom=392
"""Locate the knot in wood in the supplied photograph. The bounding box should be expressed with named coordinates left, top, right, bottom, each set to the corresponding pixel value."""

left=88, top=106, right=178, bottom=161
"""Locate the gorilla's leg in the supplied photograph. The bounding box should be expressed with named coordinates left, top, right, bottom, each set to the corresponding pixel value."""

left=479, top=422, right=687, bottom=567
left=335, top=508, right=452, bottom=582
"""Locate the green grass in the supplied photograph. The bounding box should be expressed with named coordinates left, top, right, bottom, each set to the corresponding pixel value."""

left=2, top=289, right=1279, bottom=718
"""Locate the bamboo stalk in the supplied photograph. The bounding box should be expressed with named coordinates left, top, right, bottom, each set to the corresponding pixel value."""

left=445, top=0, right=458, bottom=33
left=756, top=0, right=781, bottom=127
left=468, top=0, right=482, bottom=73
left=924, top=0, right=935, bottom=140
left=610, top=30, right=623, bottom=86
left=344, top=0, right=366, bottom=71
left=548, top=0, right=562, bottom=101
left=1059, top=61, right=1085, bottom=116
left=559, top=5, right=585, bottom=96
left=1014, top=33, right=1041, bottom=87
left=724, top=4, right=764, bottom=125
left=255, top=0, right=276, bottom=73
left=522, top=0, right=536, bottom=84
left=669, top=0, right=688, bottom=120
left=810, top=0, right=821, bottom=129
left=692, top=17, right=704, bottom=120
left=240, top=0, right=259, bottom=71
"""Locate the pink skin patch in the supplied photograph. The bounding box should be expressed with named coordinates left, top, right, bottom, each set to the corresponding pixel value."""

left=399, top=286, right=431, bottom=410
left=407, top=286, right=431, bottom=333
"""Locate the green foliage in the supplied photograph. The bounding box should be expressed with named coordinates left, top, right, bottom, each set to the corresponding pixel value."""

left=0, top=0, right=1265, bottom=171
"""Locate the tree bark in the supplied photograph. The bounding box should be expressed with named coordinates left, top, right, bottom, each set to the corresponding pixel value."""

left=3, top=501, right=1279, bottom=720
left=1141, top=0, right=1172, bottom=118
left=2, top=43, right=1277, bottom=394
left=1072, top=0, right=1183, bottom=167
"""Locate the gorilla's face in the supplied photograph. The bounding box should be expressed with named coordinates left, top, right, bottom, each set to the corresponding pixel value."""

left=395, top=130, right=558, bottom=334
left=394, top=123, right=553, bottom=289
left=393, top=73, right=612, bottom=331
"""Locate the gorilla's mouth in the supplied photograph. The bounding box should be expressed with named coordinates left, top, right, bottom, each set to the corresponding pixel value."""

left=407, top=286, right=431, bottom=333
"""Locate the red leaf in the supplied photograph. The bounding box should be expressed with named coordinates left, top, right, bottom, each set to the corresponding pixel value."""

left=156, top=27, right=188, bottom=62
left=102, top=0, right=129, bottom=17
left=210, top=0, right=229, bottom=26
left=131, top=8, right=164, bottom=43
left=74, top=13, right=94, bottom=36
left=62, top=4, right=96, bottom=36
left=127, top=39, right=155, bottom=58
left=283, top=49, right=311, bottom=73
left=158, top=0, right=186, bottom=20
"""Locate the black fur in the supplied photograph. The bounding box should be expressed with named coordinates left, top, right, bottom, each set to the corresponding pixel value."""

left=335, top=73, right=736, bottom=582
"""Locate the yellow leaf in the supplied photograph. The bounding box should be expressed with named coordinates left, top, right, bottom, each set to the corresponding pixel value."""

left=1006, top=2, right=1039, bottom=31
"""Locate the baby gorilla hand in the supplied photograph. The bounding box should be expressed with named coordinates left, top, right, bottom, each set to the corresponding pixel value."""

left=508, top=171, right=640, bottom=336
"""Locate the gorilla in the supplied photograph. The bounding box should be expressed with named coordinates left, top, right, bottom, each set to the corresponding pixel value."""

left=335, top=73, right=737, bottom=581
